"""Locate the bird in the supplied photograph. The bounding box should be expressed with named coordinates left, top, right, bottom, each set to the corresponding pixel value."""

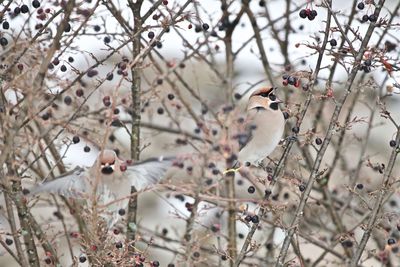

left=29, top=149, right=176, bottom=227
left=228, top=87, right=285, bottom=171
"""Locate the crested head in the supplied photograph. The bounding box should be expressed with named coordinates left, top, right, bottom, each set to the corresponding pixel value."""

left=247, top=87, right=282, bottom=111
left=100, top=150, right=117, bottom=165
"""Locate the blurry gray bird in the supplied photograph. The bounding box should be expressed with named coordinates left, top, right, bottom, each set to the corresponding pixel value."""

left=29, top=149, right=175, bottom=227
left=236, top=87, right=285, bottom=167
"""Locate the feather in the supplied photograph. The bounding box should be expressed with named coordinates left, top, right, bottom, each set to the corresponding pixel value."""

left=125, top=156, right=175, bottom=190
left=29, top=166, right=88, bottom=198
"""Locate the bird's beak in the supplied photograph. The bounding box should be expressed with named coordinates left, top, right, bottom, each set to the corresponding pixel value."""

left=274, top=97, right=283, bottom=104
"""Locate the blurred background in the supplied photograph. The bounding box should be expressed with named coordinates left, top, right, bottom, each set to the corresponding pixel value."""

left=1, top=0, right=400, bottom=266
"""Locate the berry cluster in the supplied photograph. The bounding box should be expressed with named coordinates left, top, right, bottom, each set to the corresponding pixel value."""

left=361, top=59, right=372, bottom=73
left=244, top=214, right=260, bottom=224
left=362, top=14, right=377, bottom=23
left=282, top=74, right=300, bottom=87
left=358, top=1, right=378, bottom=23
left=299, top=8, right=318, bottom=21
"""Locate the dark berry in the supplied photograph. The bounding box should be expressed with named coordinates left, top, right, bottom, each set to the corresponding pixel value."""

left=21, top=5, right=29, bottom=13
left=156, top=41, right=162, bottom=49
left=167, top=264, right=175, bottom=267
left=105, top=72, right=113, bottom=81
left=104, top=36, right=111, bottom=44
left=299, top=9, right=307, bottom=19
left=2, top=21, right=9, bottom=30
left=299, top=184, right=306, bottom=192
left=76, top=89, right=84, bottom=97
left=212, top=169, right=219, bottom=175
left=342, top=240, right=353, bottom=247
left=68, top=56, right=74, bottom=63
left=0, top=37, right=8, bottom=47
left=264, top=188, right=272, bottom=197
left=41, top=112, right=50, bottom=120
left=103, top=97, right=111, bottom=107
left=83, top=146, right=90, bottom=152
left=357, top=2, right=364, bottom=10
left=44, top=258, right=52, bottom=264
left=115, top=241, right=123, bottom=249
left=94, top=25, right=101, bottom=32
left=157, top=78, right=163, bottom=85
left=32, top=0, right=40, bottom=8
left=329, top=39, right=337, bottom=47
left=288, top=76, right=296, bottom=85
left=390, top=140, right=396, bottom=147
left=234, top=93, right=242, bottom=100
left=244, top=215, right=252, bottom=222
left=194, top=25, right=202, bottom=32
left=14, top=7, right=21, bottom=15
left=5, top=238, right=13, bottom=245
left=64, top=96, right=72, bottom=105
left=72, top=136, right=80, bottom=144
left=60, top=65, right=67, bottom=72
left=79, top=256, right=87, bottom=263
left=52, top=58, right=60, bottom=65
left=64, top=23, right=71, bottom=32
left=292, top=126, right=299, bottom=133
left=152, top=261, right=160, bottom=267
left=163, top=0, right=168, bottom=5
left=364, top=59, right=372, bottom=66
left=118, top=209, right=126, bottom=216
left=315, top=138, right=322, bottom=145
left=148, top=31, right=155, bottom=39
left=388, top=238, right=396, bottom=245
left=369, top=14, right=377, bottom=22
left=311, top=10, right=317, bottom=17
left=251, top=215, right=259, bottom=223
left=362, top=14, right=369, bottom=22
left=202, top=23, right=209, bottom=31
left=210, top=224, right=219, bottom=232
left=167, top=93, right=174, bottom=100
left=157, top=107, right=164, bottom=115
left=87, top=69, right=98, bottom=77
left=247, top=186, right=255, bottom=194
left=356, top=183, right=364, bottom=190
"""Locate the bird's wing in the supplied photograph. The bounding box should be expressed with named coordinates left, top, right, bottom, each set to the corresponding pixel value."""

left=125, top=157, right=175, bottom=190
left=237, top=113, right=259, bottom=150
left=29, top=166, right=88, bottom=198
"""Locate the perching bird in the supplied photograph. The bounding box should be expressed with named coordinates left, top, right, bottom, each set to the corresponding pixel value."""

left=29, top=149, right=175, bottom=227
left=236, top=87, right=285, bottom=167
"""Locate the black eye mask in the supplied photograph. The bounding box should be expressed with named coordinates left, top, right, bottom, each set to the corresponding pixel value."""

left=269, top=102, right=279, bottom=110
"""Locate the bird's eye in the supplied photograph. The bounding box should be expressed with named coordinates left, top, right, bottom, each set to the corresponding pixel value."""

left=259, top=92, right=269, bottom=97
left=268, top=94, right=276, bottom=101
left=101, top=160, right=115, bottom=165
